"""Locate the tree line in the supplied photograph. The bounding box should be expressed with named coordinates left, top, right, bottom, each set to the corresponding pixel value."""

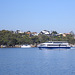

left=0, top=30, right=75, bottom=47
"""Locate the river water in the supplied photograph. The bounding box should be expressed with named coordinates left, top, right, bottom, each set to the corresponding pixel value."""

left=0, top=48, right=75, bottom=75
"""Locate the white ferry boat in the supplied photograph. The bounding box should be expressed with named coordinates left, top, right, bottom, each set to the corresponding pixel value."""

left=38, top=41, right=71, bottom=49
left=21, top=45, right=31, bottom=48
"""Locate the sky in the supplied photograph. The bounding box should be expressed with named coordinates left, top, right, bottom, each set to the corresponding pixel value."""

left=0, top=0, right=75, bottom=33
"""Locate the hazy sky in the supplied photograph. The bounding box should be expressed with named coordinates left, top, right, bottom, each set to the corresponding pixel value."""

left=0, top=0, right=75, bottom=33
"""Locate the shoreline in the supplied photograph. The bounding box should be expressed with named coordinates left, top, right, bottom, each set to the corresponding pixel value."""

left=0, top=45, right=36, bottom=48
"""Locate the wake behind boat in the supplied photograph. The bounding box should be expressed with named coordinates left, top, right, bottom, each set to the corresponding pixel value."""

left=21, top=45, right=31, bottom=48
left=38, top=41, right=71, bottom=49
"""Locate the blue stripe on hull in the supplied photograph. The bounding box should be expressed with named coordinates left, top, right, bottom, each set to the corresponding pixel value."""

left=38, top=47, right=71, bottom=49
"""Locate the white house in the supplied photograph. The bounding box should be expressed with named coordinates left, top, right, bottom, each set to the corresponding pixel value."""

left=40, top=30, right=50, bottom=35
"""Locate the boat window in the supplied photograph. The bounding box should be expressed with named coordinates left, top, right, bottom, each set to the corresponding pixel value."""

left=47, top=44, right=59, bottom=46
left=53, top=42, right=67, bottom=43
left=47, top=44, right=67, bottom=46
left=60, top=45, right=67, bottom=46
left=46, top=42, right=52, bottom=43
left=54, top=42, right=62, bottom=43
left=40, top=44, right=45, bottom=46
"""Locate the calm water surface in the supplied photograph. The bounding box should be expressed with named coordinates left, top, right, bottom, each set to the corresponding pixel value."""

left=0, top=48, right=75, bottom=75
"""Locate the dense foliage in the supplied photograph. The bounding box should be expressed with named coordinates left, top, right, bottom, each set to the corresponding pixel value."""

left=0, top=30, right=75, bottom=46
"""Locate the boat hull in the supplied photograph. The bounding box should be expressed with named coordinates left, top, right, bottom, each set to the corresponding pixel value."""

left=38, top=47, right=71, bottom=49
left=21, top=46, right=31, bottom=48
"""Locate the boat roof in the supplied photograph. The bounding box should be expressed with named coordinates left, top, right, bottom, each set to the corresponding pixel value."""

left=45, top=41, right=68, bottom=43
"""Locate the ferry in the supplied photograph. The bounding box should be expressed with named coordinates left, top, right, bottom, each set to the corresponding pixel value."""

left=38, top=41, right=71, bottom=49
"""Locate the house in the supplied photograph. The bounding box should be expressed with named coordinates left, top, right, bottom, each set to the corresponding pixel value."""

left=40, top=30, right=50, bottom=35
left=16, top=30, right=24, bottom=34
left=32, top=32, right=39, bottom=36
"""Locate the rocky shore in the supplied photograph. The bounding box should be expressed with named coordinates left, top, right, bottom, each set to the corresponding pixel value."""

left=0, top=44, right=36, bottom=48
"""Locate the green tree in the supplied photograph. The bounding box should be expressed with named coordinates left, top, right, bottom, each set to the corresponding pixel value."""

left=31, top=36, right=39, bottom=44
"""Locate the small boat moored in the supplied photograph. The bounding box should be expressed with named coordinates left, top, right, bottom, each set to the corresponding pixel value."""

left=38, top=41, right=71, bottom=49
left=21, top=45, right=31, bottom=48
